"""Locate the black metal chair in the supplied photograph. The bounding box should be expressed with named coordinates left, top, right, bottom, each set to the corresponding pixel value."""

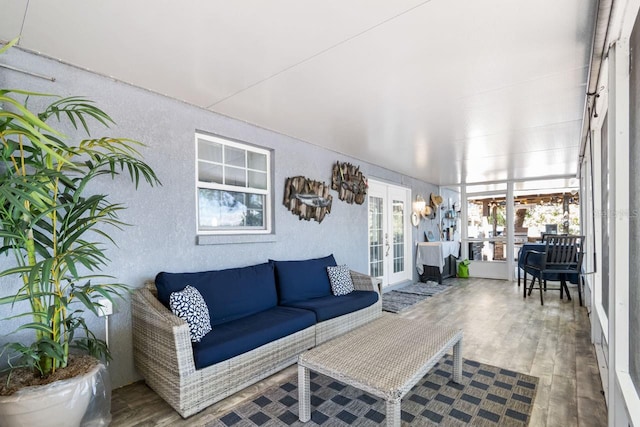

left=537, top=233, right=568, bottom=291
left=523, top=235, right=584, bottom=305
left=541, top=232, right=567, bottom=242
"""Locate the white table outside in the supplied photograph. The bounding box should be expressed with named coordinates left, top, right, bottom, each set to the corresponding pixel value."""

left=297, top=315, right=463, bottom=427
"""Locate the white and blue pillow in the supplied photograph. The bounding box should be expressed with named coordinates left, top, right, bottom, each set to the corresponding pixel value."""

left=169, top=285, right=212, bottom=342
left=327, top=265, right=355, bottom=296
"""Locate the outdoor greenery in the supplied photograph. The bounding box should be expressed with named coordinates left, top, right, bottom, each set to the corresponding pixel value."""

left=0, top=38, right=160, bottom=380
left=523, top=204, right=580, bottom=236
left=469, top=199, right=580, bottom=238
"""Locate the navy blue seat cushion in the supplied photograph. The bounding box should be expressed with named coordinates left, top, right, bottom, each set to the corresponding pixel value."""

left=282, top=290, right=379, bottom=322
left=155, top=262, right=278, bottom=326
left=191, top=306, right=316, bottom=369
left=526, top=268, right=581, bottom=284
left=271, top=254, right=337, bottom=304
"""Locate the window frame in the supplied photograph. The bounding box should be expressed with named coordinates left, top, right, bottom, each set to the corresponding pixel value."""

left=195, top=132, right=272, bottom=235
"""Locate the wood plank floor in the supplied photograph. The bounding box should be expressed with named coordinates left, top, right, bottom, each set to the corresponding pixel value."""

left=111, top=278, right=607, bottom=426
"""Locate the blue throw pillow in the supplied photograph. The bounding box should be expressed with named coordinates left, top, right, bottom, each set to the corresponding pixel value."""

left=271, top=255, right=337, bottom=304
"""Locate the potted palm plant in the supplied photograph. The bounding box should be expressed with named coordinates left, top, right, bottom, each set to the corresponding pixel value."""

left=0, top=38, right=160, bottom=426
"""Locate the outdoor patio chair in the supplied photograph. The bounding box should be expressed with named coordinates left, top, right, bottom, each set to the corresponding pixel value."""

left=523, top=235, right=584, bottom=305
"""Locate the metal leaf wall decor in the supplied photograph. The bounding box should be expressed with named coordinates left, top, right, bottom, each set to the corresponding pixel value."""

left=331, top=161, right=368, bottom=204
left=283, top=176, right=333, bottom=223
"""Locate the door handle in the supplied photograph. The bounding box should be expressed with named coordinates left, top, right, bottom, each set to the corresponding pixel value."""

left=385, top=233, right=390, bottom=257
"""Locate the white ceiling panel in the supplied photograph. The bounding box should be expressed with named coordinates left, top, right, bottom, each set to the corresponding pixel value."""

left=0, top=0, right=28, bottom=42
left=15, top=0, right=426, bottom=105
left=1, top=0, right=598, bottom=185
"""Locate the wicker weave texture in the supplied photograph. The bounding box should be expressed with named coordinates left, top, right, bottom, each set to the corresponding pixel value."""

left=315, top=301, right=382, bottom=345
left=133, top=286, right=316, bottom=417
left=315, top=270, right=382, bottom=344
left=299, top=314, right=463, bottom=401
left=132, top=272, right=382, bottom=418
left=350, top=270, right=382, bottom=294
left=386, top=399, right=402, bottom=427
left=297, top=363, right=312, bottom=422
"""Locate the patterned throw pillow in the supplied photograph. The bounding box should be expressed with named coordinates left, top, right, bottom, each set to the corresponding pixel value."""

left=169, top=285, right=212, bottom=342
left=327, top=265, right=355, bottom=296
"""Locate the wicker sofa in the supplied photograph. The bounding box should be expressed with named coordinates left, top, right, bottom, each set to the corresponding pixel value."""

left=132, top=255, right=382, bottom=418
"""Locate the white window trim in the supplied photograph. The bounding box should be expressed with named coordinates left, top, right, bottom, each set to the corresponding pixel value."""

left=195, top=132, right=272, bottom=235
left=592, top=109, right=609, bottom=343
left=608, top=36, right=640, bottom=427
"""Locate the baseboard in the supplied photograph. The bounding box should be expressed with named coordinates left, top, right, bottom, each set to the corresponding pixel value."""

left=595, top=341, right=609, bottom=405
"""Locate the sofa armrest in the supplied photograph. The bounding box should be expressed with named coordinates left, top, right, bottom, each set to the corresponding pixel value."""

left=132, top=285, right=197, bottom=379
left=350, top=270, right=382, bottom=295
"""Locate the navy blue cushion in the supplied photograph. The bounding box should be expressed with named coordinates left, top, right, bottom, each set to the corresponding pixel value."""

left=271, top=255, right=337, bottom=304
left=283, top=290, right=379, bottom=322
left=191, top=306, right=316, bottom=369
left=155, top=262, right=277, bottom=326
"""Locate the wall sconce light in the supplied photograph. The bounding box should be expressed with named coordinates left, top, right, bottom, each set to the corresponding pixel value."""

left=414, top=195, right=434, bottom=219
left=414, top=195, right=426, bottom=214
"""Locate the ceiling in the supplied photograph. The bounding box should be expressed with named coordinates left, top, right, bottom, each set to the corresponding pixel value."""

left=0, top=0, right=598, bottom=186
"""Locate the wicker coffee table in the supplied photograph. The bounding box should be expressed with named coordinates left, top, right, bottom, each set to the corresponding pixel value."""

left=298, top=314, right=463, bottom=427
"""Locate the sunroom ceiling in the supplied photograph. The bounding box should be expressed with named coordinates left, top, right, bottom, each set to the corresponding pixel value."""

left=0, top=0, right=597, bottom=186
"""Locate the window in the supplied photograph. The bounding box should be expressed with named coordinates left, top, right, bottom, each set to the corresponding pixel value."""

left=196, top=133, right=271, bottom=234
left=466, top=195, right=507, bottom=262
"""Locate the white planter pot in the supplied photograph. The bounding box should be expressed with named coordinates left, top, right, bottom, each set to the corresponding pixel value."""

left=0, top=361, right=111, bottom=427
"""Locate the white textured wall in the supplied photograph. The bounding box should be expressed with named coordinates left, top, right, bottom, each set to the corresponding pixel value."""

left=0, top=48, right=450, bottom=388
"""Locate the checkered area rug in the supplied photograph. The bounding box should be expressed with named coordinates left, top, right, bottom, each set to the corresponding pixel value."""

left=209, top=354, right=538, bottom=426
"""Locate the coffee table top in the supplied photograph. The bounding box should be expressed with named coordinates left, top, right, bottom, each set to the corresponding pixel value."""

left=298, top=314, right=462, bottom=400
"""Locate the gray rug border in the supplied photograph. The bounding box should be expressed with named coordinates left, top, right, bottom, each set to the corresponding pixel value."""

left=382, top=281, right=455, bottom=313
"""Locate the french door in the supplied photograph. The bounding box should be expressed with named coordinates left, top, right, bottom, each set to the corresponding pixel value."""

left=368, top=180, right=411, bottom=288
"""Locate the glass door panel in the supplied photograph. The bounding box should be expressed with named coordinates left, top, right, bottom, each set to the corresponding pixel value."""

left=368, top=181, right=411, bottom=287
left=466, top=195, right=507, bottom=262
left=368, top=195, right=384, bottom=278
left=388, top=186, right=408, bottom=284
left=393, top=200, right=405, bottom=273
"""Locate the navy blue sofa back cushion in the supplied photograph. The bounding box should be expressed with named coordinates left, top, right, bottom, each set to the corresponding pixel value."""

left=155, top=262, right=278, bottom=326
left=271, top=254, right=337, bottom=304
